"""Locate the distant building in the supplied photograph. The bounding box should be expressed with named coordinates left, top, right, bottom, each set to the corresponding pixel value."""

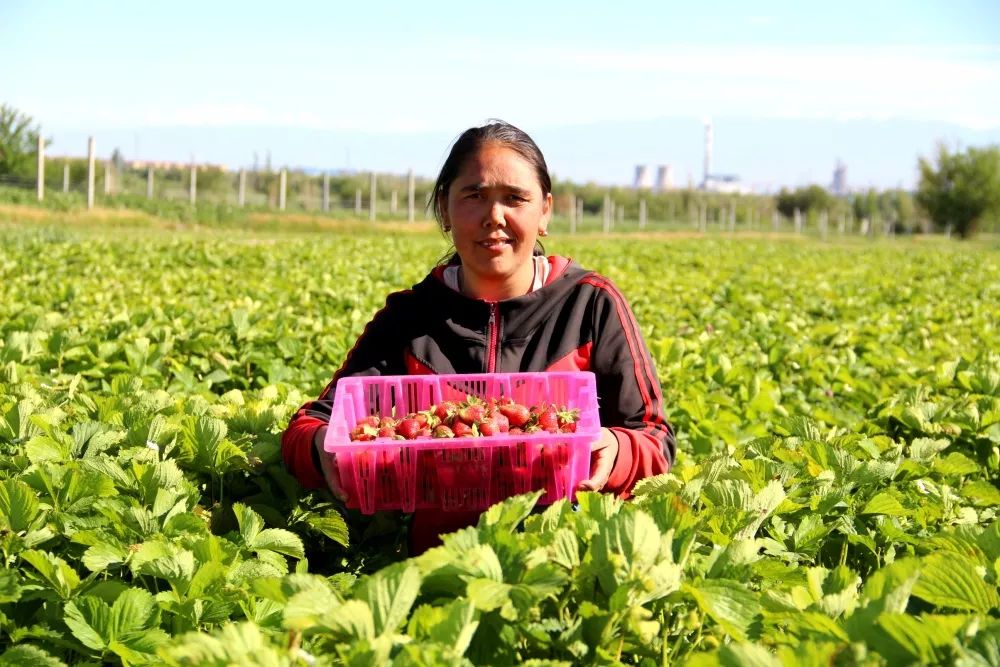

left=699, top=117, right=751, bottom=193
left=634, top=164, right=652, bottom=190
left=128, top=159, right=228, bottom=172
left=831, top=160, right=847, bottom=195
left=702, top=174, right=753, bottom=195
left=655, top=165, right=674, bottom=191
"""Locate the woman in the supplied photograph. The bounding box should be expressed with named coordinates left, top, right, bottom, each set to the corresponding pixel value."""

left=282, top=120, right=674, bottom=553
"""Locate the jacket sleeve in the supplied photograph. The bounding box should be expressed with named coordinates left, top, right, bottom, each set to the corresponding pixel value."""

left=281, top=289, right=412, bottom=489
left=586, top=277, right=675, bottom=498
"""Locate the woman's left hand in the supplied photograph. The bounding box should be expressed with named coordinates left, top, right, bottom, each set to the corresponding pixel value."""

left=578, top=428, right=619, bottom=492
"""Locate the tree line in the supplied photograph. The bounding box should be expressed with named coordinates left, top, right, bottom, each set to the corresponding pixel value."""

left=2, top=103, right=998, bottom=237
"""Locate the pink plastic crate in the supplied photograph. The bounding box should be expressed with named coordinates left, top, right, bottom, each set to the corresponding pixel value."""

left=323, top=372, right=600, bottom=514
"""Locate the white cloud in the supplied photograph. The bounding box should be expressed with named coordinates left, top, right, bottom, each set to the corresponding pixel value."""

left=32, top=42, right=1000, bottom=132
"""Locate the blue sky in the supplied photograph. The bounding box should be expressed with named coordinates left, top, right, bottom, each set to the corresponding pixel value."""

left=2, top=1, right=999, bottom=189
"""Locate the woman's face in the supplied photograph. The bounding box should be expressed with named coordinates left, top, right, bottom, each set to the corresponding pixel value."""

left=442, top=143, right=552, bottom=300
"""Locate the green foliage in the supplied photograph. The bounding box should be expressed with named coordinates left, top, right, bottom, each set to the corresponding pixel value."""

left=0, top=220, right=998, bottom=663
left=0, top=104, right=45, bottom=179
left=917, top=143, right=1000, bottom=237
left=775, top=185, right=833, bottom=219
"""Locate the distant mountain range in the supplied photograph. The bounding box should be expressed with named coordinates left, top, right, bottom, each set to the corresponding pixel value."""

left=47, top=116, right=1000, bottom=192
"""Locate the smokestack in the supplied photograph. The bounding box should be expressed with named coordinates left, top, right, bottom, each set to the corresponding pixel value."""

left=634, top=165, right=652, bottom=190
left=655, top=165, right=674, bottom=192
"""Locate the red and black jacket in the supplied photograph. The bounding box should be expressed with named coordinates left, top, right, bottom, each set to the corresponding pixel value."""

left=282, top=256, right=675, bottom=548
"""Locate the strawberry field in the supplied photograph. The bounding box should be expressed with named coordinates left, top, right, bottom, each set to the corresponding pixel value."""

left=1, top=216, right=999, bottom=665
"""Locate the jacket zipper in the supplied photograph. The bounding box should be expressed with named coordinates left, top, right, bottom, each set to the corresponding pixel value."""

left=486, top=302, right=500, bottom=373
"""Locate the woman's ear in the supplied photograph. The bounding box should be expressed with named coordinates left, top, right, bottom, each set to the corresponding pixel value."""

left=539, top=192, right=553, bottom=235
left=439, top=194, right=451, bottom=232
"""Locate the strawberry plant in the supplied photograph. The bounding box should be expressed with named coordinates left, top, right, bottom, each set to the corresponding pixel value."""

left=0, top=217, right=998, bottom=664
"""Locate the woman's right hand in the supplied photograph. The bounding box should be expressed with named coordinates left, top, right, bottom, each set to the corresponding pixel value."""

left=314, top=426, right=347, bottom=501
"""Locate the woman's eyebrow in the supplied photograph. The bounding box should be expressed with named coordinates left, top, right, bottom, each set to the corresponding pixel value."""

left=458, top=183, right=532, bottom=196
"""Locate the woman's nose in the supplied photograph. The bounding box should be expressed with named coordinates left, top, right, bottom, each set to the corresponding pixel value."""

left=485, top=200, right=506, bottom=227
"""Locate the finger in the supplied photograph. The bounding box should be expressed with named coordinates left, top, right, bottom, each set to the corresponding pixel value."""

left=578, top=446, right=617, bottom=492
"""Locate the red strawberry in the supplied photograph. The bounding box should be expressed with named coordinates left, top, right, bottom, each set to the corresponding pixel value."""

left=477, top=419, right=500, bottom=436
left=557, top=407, right=580, bottom=432
left=377, top=426, right=396, bottom=438
left=457, top=398, right=487, bottom=425
left=396, top=417, right=421, bottom=440
left=452, top=421, right=475, bottom=437
left=358, top=415, right=380, bottom=429
left=417, top=427, right=432, bottom=438
left=350, top=423, right=378, bottom=441
left=536, top=407, right=560, bottom=433
left=433, top=424, right=455, bottom=438
left=379, top=416, right=397, bottom=429
left=509, top=427, right=523, bottom=435
left=493, top=413, right=510, bottom=433
left=498, top=402, right=530, bottom=428
left=434, top=401, right=458, bottom=422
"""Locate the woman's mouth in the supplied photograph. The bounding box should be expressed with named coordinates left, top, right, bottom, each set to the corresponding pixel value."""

left=478, top=238, right=513, bottom=251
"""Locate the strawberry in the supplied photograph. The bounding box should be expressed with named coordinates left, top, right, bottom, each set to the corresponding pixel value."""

left=379, top=416, right=397, bottom=429
left=452, top=421, right=475, bottom=437
left=558, top=407, right=580, bottom=426
left=358, top=415, right=380, bottom=429
left=535, top=406, right=560, bottom=433
left=477, top=418, right=500, bottom=436
left=498, top=401, right=530, bottom=428
left=434, top=401, right=458, bottom=422
left=396, top=417, right=421, bottom=440
left=416, top=426, right=432, bottom=438
left=433, top=424, right=455, bottom=438
left=559, top=422, right=577, bottom=433
left=509, top=427, right=523, bottom=435
left=350, top=423, right=378, bottom=441
left=377, top=426, right=396, bottom=438
left=456, top=397, right=487, bottom=425
left=493, top=413, right=510, bottom=432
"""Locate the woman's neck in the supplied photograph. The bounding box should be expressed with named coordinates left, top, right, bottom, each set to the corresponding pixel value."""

left=458, top=264, right=535, bottom=301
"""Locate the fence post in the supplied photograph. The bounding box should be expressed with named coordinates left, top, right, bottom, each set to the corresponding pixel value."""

left=407, top=169, right=415, bottom=222
left=617, top=203, right=623, bottom=229
left=63, top=162, right=69, bottom=194
left=355, top=189, right=362, bottom=216
left=638, top=199, right=647, bottom=229
left=576, top=197, right=583, bottom=233
left=86, top=137, right=95, bottom=209
left=369, top=172, right=377, bottom=222
left=36, top=134, right=45, bottom=201
left=569, top=195, right=577, bottom=234
left=729, top=202, right=736, bottom=232
left=699, top=203, right=707, bottom=233
left=238, top=169, right=247, bottom=207
left=602, top=194, right=610, bottom=233
left=820, top=209, right=829, bottom=240
left=772, top=209, right=779, bottom=232
left=279, top=168, right=287, bottom=210
left=146, top=167, right=154, bottom=199
left=189, top=163, right=197, bottom=205
left=104, top=162, right=112, bottom=195
left=793, top=208, right=802, bottom=234
left=390, top=190, right=398, bottom=214
left=322, top=172, right=329, bottom=212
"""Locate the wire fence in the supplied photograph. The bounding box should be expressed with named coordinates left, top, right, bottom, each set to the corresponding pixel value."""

left=1, top=134, right=939, bottom=239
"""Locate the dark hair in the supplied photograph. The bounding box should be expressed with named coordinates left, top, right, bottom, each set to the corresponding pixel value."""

left=429, top=120, right=552, bottom=232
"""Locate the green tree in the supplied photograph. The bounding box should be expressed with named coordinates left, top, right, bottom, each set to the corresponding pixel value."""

left=916, top=143, right=1000, bottom=238
left=776, top=185, right=833, bottom=219
left=0, top=104, right=45, bottom=179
